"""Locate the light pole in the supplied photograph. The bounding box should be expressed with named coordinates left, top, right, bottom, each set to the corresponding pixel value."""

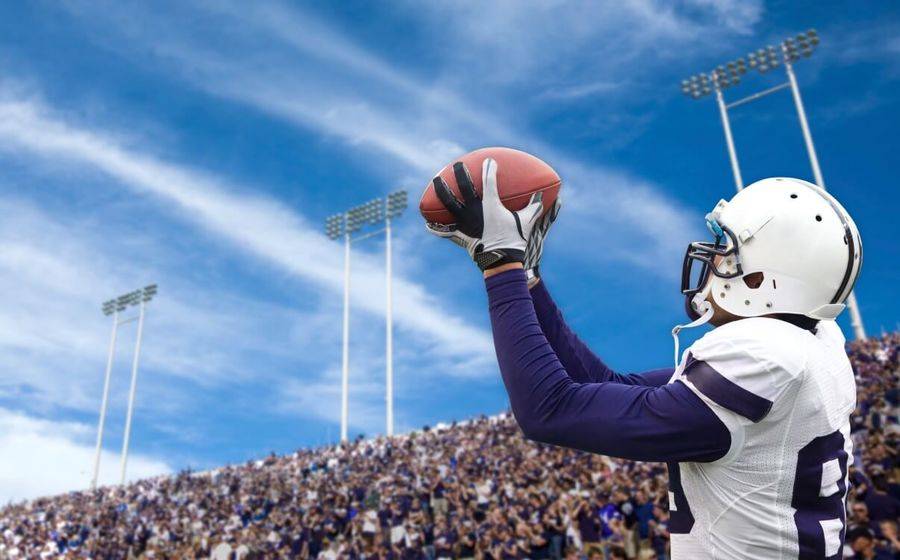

left=119, top=284, right=156, bottom=484
left=92, top=284, right=157, bottom=489
left=680, top=30, right=866, bottom=340
left=324, top=190, right=407, bottom=442
left=326, top=213, right=357, bottom=443
left=384, top=190, right=408, bottom=437
left=92, top=301, right=119, bottom=490
left=715, top=84, right=743, bottom=192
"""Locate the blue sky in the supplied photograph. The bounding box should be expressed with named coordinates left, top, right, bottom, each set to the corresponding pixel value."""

left=0, top=0, right=897, bottom=501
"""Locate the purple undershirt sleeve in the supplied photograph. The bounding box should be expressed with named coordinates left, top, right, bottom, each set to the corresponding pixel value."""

left=530, top=280, right=673, bottom=387
left=486, top=268, right=730, bottom=463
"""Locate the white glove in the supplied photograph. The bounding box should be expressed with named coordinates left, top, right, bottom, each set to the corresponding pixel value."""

left=524, top=196, right=561, bottom=281
left=427, top=158, right=544, bottom=271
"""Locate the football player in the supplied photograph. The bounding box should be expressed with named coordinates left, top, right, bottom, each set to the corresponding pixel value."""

left=427, top=157, right=862, bottom=559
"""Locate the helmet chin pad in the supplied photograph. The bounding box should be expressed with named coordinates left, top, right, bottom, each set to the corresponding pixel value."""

left=684, top=292, right=711, bottom=322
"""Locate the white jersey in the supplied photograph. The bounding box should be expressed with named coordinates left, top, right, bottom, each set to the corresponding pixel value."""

left=667, top=317, right=856, bottom=560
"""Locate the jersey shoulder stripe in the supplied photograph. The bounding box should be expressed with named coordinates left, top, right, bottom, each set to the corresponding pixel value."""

left=682, top=354, right=772, bottom=422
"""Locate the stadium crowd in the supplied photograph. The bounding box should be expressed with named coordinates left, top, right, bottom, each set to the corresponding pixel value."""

left=0, top=333, right=897, bottom=559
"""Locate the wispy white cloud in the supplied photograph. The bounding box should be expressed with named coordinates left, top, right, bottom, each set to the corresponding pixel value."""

left=0, top=407, right=171, bottom=502
left=0, top=91, right=494, bottom=369
left=539, top=81, right=624, bottom=101
left=682, top=0, right=764, bottom=35
left=406, top=0, right=763, bottom=86
left=58, top=0, right=703, bottom=271
left=816, top=91, right=888, bottom=124
left=277, top=371, right=385, bottom=438
left=828, top=21, right=900, bottom=77
left=197, top=0, right=498, bottom=132
left=0, top=194, right=333, bottom=414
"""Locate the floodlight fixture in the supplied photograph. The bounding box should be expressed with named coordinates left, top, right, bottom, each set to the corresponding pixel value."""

left=142, top=285, right=157, bottom=302
left=386, top=190, right=408, bottom=218
left=680, top=73, right=714, bottom=99
left=113, top=288, right=145, bottom=312
left=99, top=285, right=157, bottom=319
left=361, top=198, right=384, bottom=225
left=345, top=207, right=361, bottom=234
left=325, top=214, right=345, bottom=240
left=783, top=29, right=819, bottom=62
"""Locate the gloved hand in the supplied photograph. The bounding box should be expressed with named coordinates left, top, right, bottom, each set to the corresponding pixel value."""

left=426, top=158, right=544, bottom=271
left=523, top=196, right=561, bottom=282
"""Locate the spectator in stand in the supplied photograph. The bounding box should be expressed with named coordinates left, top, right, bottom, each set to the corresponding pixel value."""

left=863, top=467, right=900, bottom=524
left=846, top=526, right=895, bottom=560
left=643, top=505, right=668, bottom=560
left=574, top=494, right=603, bottom=557
left=633, top=490, right=655, bottom=555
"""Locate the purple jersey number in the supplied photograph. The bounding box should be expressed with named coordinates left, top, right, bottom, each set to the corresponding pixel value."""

left=791, top=429, right=849, bottom=559
left=666, top=462, right=694, bottom=534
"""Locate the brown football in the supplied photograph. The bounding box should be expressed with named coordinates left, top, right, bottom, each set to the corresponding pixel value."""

left=419, top=147, right=561, bottom=225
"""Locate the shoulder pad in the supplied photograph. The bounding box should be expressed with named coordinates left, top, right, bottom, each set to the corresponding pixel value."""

left=686, top=318, right=809, bottom=418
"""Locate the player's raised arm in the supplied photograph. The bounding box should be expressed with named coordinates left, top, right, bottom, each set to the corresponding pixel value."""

left=529, top=280, right=673, bottom=386
left=425, top=157, right=730, bottom=462
left=427, top=155, right=671, bottom=388
left=484, top=265, right=728, bottom=462
left=523, top=206, right=672, bottom=387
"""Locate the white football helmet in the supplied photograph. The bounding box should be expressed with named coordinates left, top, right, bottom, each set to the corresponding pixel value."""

left=681, top=177, right=862, bottom=323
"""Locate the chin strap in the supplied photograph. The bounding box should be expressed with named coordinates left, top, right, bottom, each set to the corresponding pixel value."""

left=671, top=295, right=715, bottom=367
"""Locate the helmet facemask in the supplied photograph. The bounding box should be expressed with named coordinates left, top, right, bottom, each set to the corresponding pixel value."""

left=680, top=214, right=743, bottom=320
left=670, top=214, right=740, bottom=366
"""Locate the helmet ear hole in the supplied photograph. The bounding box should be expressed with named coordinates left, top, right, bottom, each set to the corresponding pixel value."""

left=743, top=272, right=765, bottom=289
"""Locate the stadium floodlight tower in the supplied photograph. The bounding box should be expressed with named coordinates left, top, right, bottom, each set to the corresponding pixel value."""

left=679, top=30, right=865, bottom=341
left=92, top=283, right=157, bottom=489
left=324, top=190, right=407, bottom=442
